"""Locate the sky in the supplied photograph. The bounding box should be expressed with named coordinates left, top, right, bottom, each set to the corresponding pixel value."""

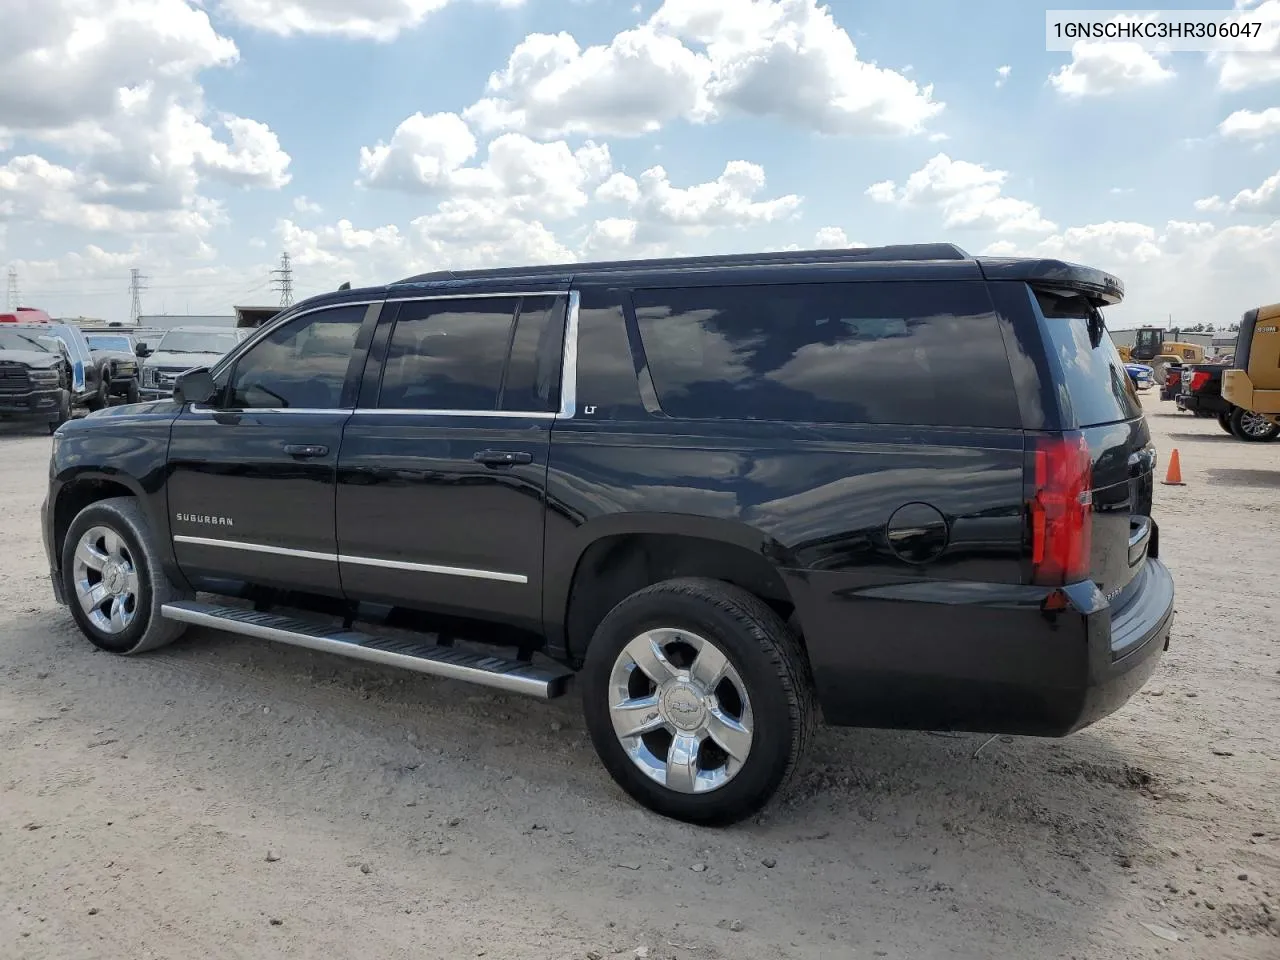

left=0, top=0, right=1277, bottom=328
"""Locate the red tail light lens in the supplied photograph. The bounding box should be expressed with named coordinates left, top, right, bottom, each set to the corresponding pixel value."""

left=1189, top=370, right=1210, bottom=392
left=1028, top=433, right=1093, bottom=586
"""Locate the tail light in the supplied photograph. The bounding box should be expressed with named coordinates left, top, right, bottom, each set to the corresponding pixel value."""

left=1189, top=370, right=1211, bottom=392
left=1027, top=433, right=1093, bottom=586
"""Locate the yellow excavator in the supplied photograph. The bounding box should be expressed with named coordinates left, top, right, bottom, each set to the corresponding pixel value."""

left=1222, top=303, right=1280, bottom=438
left=1116, top=327, right=1206, bottom=384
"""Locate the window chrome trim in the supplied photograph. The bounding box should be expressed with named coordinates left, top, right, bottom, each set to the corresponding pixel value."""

left=558, top=289, right=580, bottom=421
left=385, top=290, right=567, bottom=303
left=187, top=405, right=356, bottom=415
left=172, top=535, right=527, bottom=584
left=349, top=408, right=556, bottom=419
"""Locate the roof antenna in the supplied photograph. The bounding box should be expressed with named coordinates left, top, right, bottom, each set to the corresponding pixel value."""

left=338, top=281, right=351, bottom=291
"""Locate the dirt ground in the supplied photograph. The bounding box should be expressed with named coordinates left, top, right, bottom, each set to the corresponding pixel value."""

left=1, top=394, right=1276, bottom=960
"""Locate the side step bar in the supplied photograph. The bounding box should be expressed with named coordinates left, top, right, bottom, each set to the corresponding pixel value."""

left=160, top=601, right=573, bottom=699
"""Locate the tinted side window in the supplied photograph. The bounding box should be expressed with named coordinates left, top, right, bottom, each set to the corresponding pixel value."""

left=378, top=298, right=518, bottom=411
left=227, top=305, right=364, bottom=409
left=632, top=282, right=1020, bottom=428
left=1034, top=290, right=1141, bottom=427
left=573, top=288, right=646, bottom=420
left=500, top=295, right=565, bottom=413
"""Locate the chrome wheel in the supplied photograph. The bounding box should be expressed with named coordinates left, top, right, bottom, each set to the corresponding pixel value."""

left=608, top=628, right=754, bottom=794
left=72, top=525, right=140, bottom=635
left=1240, top=411, right=1275, bottom=438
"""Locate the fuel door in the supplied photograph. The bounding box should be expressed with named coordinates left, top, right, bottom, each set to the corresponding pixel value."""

left=885, top=502, right=949, bottom=565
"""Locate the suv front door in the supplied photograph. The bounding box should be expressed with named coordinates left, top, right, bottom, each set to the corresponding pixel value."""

left=168, top=301, right=380, bottom=596
left=336, top=292, right=567, bottom=633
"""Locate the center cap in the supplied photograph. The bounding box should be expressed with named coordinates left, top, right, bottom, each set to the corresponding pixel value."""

left=660, top=682, right=706, bottom=731
left=102, top=562, right=124, bottom=596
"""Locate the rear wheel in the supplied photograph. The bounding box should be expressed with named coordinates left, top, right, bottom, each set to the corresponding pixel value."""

left=581, top=577, right=814, bottom=826
left=61, top=497, right=191, bottom=654
left=1229, top=407, right=1280, bottom=443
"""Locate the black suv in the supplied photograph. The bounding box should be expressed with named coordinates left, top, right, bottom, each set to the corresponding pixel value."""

left=41, top=244, right=1174, bottom=825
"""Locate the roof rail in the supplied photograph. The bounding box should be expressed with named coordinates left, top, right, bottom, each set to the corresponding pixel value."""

left=393, top=243, right=972, bottom=286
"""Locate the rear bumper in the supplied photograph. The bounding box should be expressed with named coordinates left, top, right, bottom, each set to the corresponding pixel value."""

left=1222, top=369, right=1280, bottom=415
left=789, top=554, right=1174, bottom=737
left=1176, top=392, right=1229, bottom=416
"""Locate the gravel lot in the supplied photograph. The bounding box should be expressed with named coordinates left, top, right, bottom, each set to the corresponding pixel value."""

left=1, top=395, right=1276, bottom=960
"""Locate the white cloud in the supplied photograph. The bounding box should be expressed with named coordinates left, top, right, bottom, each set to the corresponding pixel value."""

left=1219, top=106, right=1280, bottom=140
left=1194, top=195, right=1226, bottom=213
left=980, top=217, right=1280, bottom=326
left=466, top=0, right=942, bottom=139
left=1049, top=40, right=1174, bottom=97
left=0, top=0, right=291, bottom=244
left=596, top=160, right=801, bottom=231
left=1209, top=0, right=1280, bottom=91
left=813, top=226, right=860, bottom=248
left=1228, top=168, right=1280, bottom=213
left=995, top=65, right=1011, bottom=87
left=867, top=154, right=1056, bottom=234
left=357, top=112, right=614, bottom=219
left=214, top=0, right=521, bottom=42
left=292, top=196, right=323, bottom=215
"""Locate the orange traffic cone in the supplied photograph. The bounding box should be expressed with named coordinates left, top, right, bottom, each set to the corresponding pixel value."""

left=1161, top=448, right=1185, bottom=486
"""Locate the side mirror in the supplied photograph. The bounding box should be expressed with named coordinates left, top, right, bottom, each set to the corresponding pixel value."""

left=135, top=343, right=151, bottom=358
left=173, top=368, right=217, bottom=406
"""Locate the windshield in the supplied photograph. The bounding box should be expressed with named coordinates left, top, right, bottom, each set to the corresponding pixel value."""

left=156, top=330, right=241, bottom=355
left=87, top=335, right=133, bottom=352
left=0, top=329, right=55, bottom=353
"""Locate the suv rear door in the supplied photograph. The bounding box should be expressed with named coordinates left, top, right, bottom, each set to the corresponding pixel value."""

left=335, top=290, right=567, bottom=634
left=1029, top=287, right=1156, bottom=612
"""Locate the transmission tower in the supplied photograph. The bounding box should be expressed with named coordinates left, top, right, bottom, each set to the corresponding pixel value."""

left=271, top=251, right=295, bottom=308
left=128, top=267, right=149, bottom=322
left=5, top=267, right=18, bottom=310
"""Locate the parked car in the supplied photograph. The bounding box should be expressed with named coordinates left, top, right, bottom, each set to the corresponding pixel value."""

left=1124, top=362, right=1154, bottom=391
left=41, top=243, right=1174, bottom=825
left=0, top=326, right=72, bottom=432
left=4, top=320, right=116, bottom=411
left=1160, top=363, right=1183, bottom=401
left=84, top=332, right=142, bottom=404
left=1182, top=361, right=1280, bottom=442
left=137, top=326, right=247, bottom=400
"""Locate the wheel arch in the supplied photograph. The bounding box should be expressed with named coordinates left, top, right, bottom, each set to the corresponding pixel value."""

left=52, top=471, right=151, bottom=574
left=549, top=514, right=802, bottom=666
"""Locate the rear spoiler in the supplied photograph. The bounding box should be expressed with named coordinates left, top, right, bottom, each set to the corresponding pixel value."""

left=976, top=257, right=1124, bottom=306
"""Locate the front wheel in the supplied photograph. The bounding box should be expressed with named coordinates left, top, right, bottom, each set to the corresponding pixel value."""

left=1218, top=412, right=1233, bottom=434
left=124, top=379, right=141, bottom=404
left=86, top=375, right=109, bottom=412
left=1229, top=407, right=1280, bottom=442
left=581, top=577, right=815, bottom=826
left=61, top=497, right=192, bottom=654
left=47, top=390, right=71, bottom=435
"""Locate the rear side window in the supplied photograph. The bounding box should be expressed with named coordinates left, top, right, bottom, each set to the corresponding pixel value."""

left=1033, top=290, right=1141, bottom=427
left=631, top=281, right=1020, bottom=427
left=500, top=295, right=565, bottom=413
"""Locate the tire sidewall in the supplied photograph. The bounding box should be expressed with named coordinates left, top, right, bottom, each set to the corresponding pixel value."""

left=582, top=588, right=799, bottom=823
left=62, top=501, right=158, bottom=654
left=1231, top=408, right=1279, bottom=442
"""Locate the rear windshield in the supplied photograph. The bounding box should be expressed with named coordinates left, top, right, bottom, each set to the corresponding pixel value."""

left=1033, top=289, right=1141, bottom=427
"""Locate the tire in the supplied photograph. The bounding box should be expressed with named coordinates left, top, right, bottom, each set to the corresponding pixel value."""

left=86, top=374, right=108, bottom=412
left=47, top=390, right=71, bottom=435
left=1218, top=412, right=1233, bottom=434
left=125, top=379, right=141, bottom=404
left=580, top=577, right=815, bottom=826
left=1229, top=407, right=1280, bottom=443
left=61, top=497, right=191, bottom=654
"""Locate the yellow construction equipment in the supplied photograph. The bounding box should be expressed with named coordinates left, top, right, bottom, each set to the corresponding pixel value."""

left=1222, top=303, right=1280, bottom=427
left=1117, top=327, right=1206, bottom=383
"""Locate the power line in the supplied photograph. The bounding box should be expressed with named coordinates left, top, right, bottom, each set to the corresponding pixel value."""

left=5, top=267, right=18, bottom=310
left=129, top=267, right=149, bottom=323
left=271, top=251, right=294, bottom=308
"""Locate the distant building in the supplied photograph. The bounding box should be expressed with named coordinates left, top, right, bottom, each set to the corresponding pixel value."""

left=136, top=314, right=236, bottom=331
